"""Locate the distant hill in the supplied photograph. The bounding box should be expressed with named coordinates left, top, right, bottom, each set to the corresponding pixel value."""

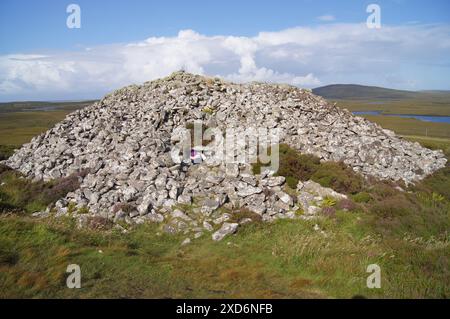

left=420, top=90, right=450, bottom=94
left=312, top=84, right=420, bottom=100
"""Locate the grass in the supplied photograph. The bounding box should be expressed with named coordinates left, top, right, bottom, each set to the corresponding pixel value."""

left=0, top=206, right=448, bottom=298
left=362, top=115, right=450, bottom=139
left=0, top=100, right=95, bottom=113
left=403, top=135, right=450, bottom=158
left=0, top=111, right=73, bottom=145
left=332, top=97, right=450, bottom=138
left=333, top=97, right=450, bottom=117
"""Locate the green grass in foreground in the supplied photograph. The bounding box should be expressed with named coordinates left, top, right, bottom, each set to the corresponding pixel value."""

left=0, top=207, right=448, bottom=298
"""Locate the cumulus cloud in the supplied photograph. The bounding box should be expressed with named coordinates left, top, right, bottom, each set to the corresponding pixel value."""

left=1, top=23, right=449, bottom=101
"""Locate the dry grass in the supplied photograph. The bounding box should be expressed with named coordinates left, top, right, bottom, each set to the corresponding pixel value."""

left=0, top=111, right=71, bottom=145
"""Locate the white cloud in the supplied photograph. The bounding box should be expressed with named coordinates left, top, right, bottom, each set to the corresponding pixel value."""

left=1, top=23, right=449, bottom=101
left=317, top=15, right=336, bottom=22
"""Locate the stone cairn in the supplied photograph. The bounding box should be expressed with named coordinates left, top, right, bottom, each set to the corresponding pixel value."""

left=3, top=71, right=446, bottom=241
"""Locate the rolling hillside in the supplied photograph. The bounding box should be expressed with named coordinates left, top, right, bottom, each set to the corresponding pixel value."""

left=312, top=84, right=450, bottom=118
left=313, top=84, right=450, bottom=100
left=312, top=84, right=420, bottom=100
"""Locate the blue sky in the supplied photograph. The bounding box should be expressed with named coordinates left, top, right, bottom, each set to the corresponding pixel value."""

left=0, top=0, right=449, bottom=101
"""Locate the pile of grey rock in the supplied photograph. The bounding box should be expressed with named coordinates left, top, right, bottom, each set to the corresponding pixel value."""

left=3, top=71, right=446, bottom=241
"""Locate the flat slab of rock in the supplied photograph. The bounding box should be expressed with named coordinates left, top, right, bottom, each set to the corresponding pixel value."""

left=298, top=180, right=347, bottom=200
left=212, top=222, right=239, bottom=241
left=236, top=182, right=263, bottom=197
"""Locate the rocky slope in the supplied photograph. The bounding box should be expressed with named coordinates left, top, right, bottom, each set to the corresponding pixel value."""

left=3, top=71, right=446, bottom=240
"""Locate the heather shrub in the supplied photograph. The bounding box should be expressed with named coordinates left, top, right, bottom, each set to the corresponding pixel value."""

left=228, top=208, right=262, bottom=224
left=365, top=191, right=449, bottom=238
left=411, top=166, right=450, bottom=200
left=253, top=143, right=320, bottom=188
left=311, top=161, right=363, bottom=195
left=369, top=194, right=416, bottom=218
left=321, top=206, right=336, bottom=217
left=112, top=203, right=135, bottom=214
left=87, top=216, right=113, bottom=231
left=40, top=174, right=81, bottom=204
left=336, top=199, right=357, bottom=211
left=0, top=168, right=85, bottom=213
left=253, top=144, right=364, bottom=194
left=276, top=144, right=320, bottom=182
left=369, top=182, right=399, bottom=199
left=0, top=164, right=12, bottom=175
left=0, top=145, right=17, bottom=161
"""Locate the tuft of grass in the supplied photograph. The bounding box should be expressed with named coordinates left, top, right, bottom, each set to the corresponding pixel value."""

left=77, top=206, right=90, bottom=215
left=321, top=196, right=337, bottom=207
left=352, top=192, right=372, bottom=203
left=201, top=106, right=215, bottom=114
left=67, top=202, right=77, bottom=214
